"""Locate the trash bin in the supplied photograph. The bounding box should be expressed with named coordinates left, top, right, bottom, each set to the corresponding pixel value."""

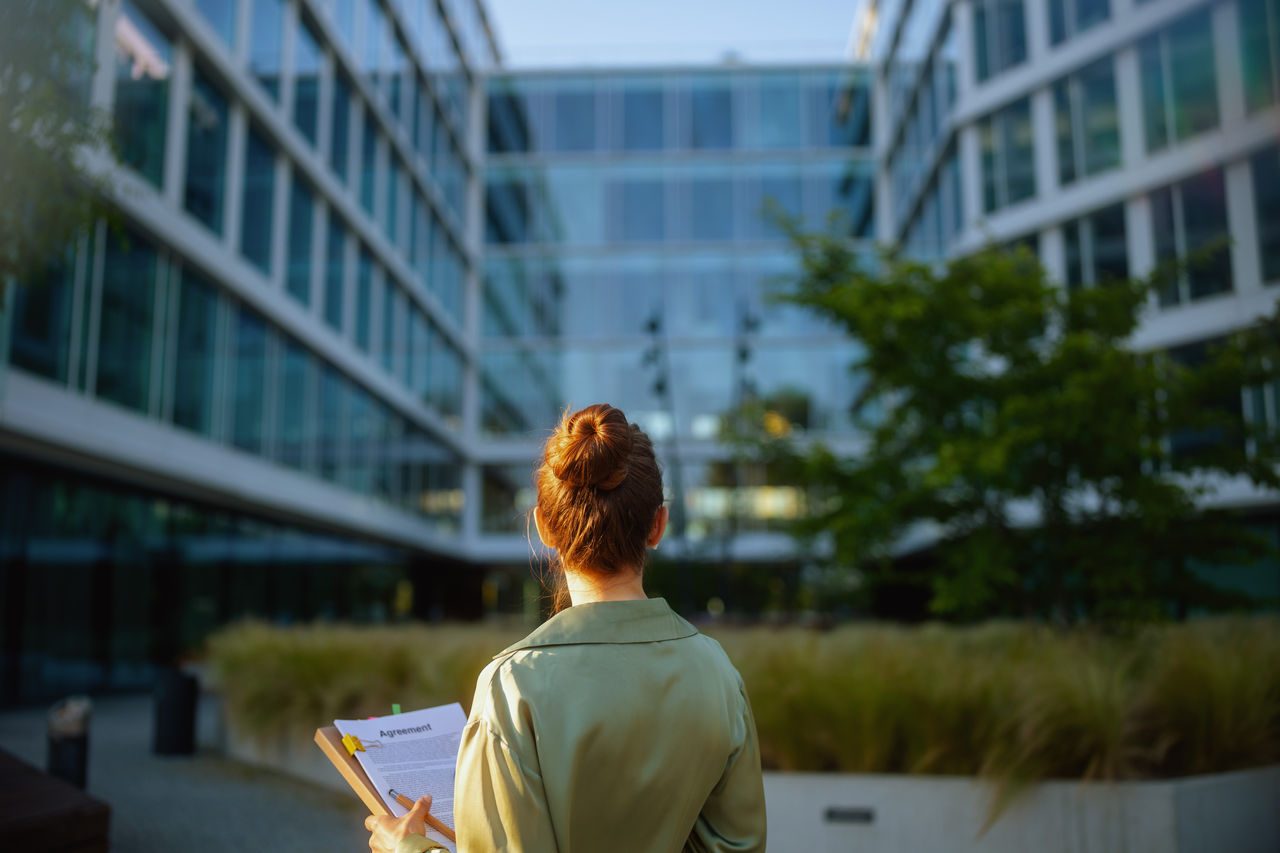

left=153, top=667, right=198, bottom=756
left=47, top=695, right=92, bottom=789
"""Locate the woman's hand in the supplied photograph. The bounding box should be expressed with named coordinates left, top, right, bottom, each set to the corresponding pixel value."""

left=365, top=795, right=435, bottom=853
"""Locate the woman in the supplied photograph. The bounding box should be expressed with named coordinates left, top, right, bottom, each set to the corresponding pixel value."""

left=366, top=403, right=767, bottom=853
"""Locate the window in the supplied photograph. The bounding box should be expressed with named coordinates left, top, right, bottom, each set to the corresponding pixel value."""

left=619, top=84, right=664, bottom=151
left=10, top=247, right=76, bottom=382
left=1140, top=9, right=1219, bottom=153
left=113, top=1, right=171, bottom=188
left=173, top=267, right=219, bottom=436
left=96, top=227, right=157, bottom=413
left=1063, top=203, right=1128, bottom=290
left=973, top=0, right=1027, bottom=83
left=1252, top=145, right=1280, bottom=284
left=248, top=0, right=284, bottom=100
left=1054, top=57, right=1120, bottom=187
left=381, top=283, right=399, bottom=374
left=979, top=97, right=1035, bottom=212
left=330, top=73, right=352, bottom=183
left=185, top=67, right=230, bottom=234
left=318, top=365, right=346, bottom=482
left=231, top=305, right=269, bottom=453
left=385, top=157, right=400, bottom=247
left=554, top=86, right=596, bottom=152
left=294, top=17, right=322, bottom=145
left=806, top=74, right=869, bottom=147
left=690, top=177, right=735, bottom=242
left=756, top=76, right=803, bottom=149
left=362, top=0, right=387, bottom=95
left=612, top=178, right=665, bottom=243
left=750, top=166, right=803, bottom=240
left=356, top=247, right=373, bottom=352
left=195, top=0, right=237, bottom=49
left=686, top=82, right=733, bottom=149
left=276, top=339, right=314, bottom=471
left=240, top=126, right=276, bottom=275
left=324, top=212, right=347, bottom=331
left=360, top=111, right=378, bottom=216
left=1048, top=0, right=1109, bottom=46
left=1241, top=0, right=1280, bottom=112
left=286, top=176, right=315, bottom=306
left=1151, top=169, right=1232, bottom=307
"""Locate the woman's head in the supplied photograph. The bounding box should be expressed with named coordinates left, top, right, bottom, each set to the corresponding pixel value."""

left=534, top=404, right=665, bottom=594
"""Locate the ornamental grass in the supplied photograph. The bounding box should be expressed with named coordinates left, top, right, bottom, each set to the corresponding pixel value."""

left=207, top=617, right=1280, bottom=788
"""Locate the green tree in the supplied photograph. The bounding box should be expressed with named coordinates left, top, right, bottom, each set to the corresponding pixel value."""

left=738, top=234, right=1280, bottom=623
left=0, top=0, right=112, bottom=297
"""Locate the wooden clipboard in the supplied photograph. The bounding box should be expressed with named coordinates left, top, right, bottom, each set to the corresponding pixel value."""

left=314, top=726, right=458, bottom=844
left=315, top=726, right=390, bottom=816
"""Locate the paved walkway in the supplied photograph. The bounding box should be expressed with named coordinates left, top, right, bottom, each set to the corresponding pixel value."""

left=0, top=694, right=368, bottom=852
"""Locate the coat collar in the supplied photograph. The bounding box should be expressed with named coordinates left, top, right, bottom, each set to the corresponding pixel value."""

left=494, top=597, right=699, bottom=659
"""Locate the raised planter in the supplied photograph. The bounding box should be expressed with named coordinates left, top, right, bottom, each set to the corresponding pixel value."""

left=765, top=768, right=1280, bottom=853
left=218, top=706, right=1279, bottom=853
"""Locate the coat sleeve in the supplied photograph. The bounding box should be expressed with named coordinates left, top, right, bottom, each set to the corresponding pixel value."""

left=685, top=686, right=768, bottom=853
left=454, top=716, right=559, bottom=852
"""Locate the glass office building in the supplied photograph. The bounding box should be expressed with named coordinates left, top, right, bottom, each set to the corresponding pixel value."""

left=871, top=0, right=1280, bottom=598
left=0, top=0, right=498, bottom=703
left=478, top=67, right=875, bottom=564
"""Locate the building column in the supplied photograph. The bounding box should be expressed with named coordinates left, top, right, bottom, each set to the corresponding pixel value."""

left=164, top=43, right=193, bottom=208
left=1226, top=159, right=1263, bottom=295
left=1114, top=45, right=1145, bottom=167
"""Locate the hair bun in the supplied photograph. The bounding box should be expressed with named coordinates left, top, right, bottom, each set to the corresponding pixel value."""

left=548, top=404, right=633, bottom=490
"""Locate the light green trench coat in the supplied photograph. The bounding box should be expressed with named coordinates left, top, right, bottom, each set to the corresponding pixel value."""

left=413, top=597, right=767, bottom=852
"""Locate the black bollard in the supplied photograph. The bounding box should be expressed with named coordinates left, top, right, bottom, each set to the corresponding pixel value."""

left=47, top=696, right=92, bottom=788
left=153, top=667, right=198, bottom=755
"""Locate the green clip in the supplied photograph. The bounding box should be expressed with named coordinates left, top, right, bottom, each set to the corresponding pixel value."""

left=392, top=703, right=402, bottom=715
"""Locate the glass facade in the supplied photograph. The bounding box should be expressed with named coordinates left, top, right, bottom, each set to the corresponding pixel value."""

left=1063, top=203, right=1128, bottom=290
left=1253, top=144, right=1280, bottom=284
left=480, top=67, right=872, bottom=536
left=185, top=67, right=231, bottom=235
left=1240, top=0, right=1280, bottom=113
left=240, top=125, right=277, bottom=275
left=248, top=0, right=285, bottom=101
left=973, top=0, right=1027, bottom=82
left=1049, top=0, right=1109, bottom=45
left=113, top=1, right=172, bottom=188
left=1152, top=168, right=1233, bottom=307
left=293, top=15, right=323, bottom=145
left=1054, top=57, right=1120, bottom=187
left=1140, top=9, right=1219, bottom=153
left=979, top=97, right=1035, bottom=212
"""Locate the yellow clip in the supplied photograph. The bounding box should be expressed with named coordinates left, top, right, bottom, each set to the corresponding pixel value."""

left=342, top=734, right=365, bottom=755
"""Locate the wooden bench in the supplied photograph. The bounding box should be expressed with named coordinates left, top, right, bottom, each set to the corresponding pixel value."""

left=0, top=748, right=110, bottom=852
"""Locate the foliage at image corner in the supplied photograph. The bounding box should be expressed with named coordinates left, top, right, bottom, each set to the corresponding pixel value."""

left=726, top=227, right=1280, bottom=623
left=0, top=0, right=116, bottom=301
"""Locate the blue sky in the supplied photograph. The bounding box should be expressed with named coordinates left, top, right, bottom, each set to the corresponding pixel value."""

left=484, top=0, right=860, bottom=68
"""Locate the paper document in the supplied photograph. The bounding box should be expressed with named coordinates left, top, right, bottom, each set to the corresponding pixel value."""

left=335, top=703, right=467, bottom=852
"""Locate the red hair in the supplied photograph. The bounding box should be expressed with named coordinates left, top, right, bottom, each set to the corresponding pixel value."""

left=535, top=404, right=664, bottom=611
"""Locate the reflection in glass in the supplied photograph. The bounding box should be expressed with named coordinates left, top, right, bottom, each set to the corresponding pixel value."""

left=277, top=339, right=314, bottom=471
left=756, top=76, right=803, bottom=149
left=185, top=67, right=230, bottom=234
left=980, top=97, right=1034, bottom=212
left=610, top=176, right=665, bottom=243
left=973, top=0, right=1027, bottom=82
left=113, top=1, right=172, bottom=188
left=96, top=228, right=156, bottom=413
left=360, top=111, right=377, bottom=216
left=1049, top=0, right=1109, bottom=45
left=686, top=82, right=733, bottom=150
left=690, top=176, right=735, bottom=242
left=248, top=0, right=284, bottom=100
left=240, top=126, right=276, bottom=275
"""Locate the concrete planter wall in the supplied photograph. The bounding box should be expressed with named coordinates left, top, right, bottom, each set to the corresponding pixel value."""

left=765, top=768, right=1280, bottom=853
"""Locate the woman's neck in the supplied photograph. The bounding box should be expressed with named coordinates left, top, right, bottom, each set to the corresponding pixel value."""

left=563, top=566, right=647, bottom=606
